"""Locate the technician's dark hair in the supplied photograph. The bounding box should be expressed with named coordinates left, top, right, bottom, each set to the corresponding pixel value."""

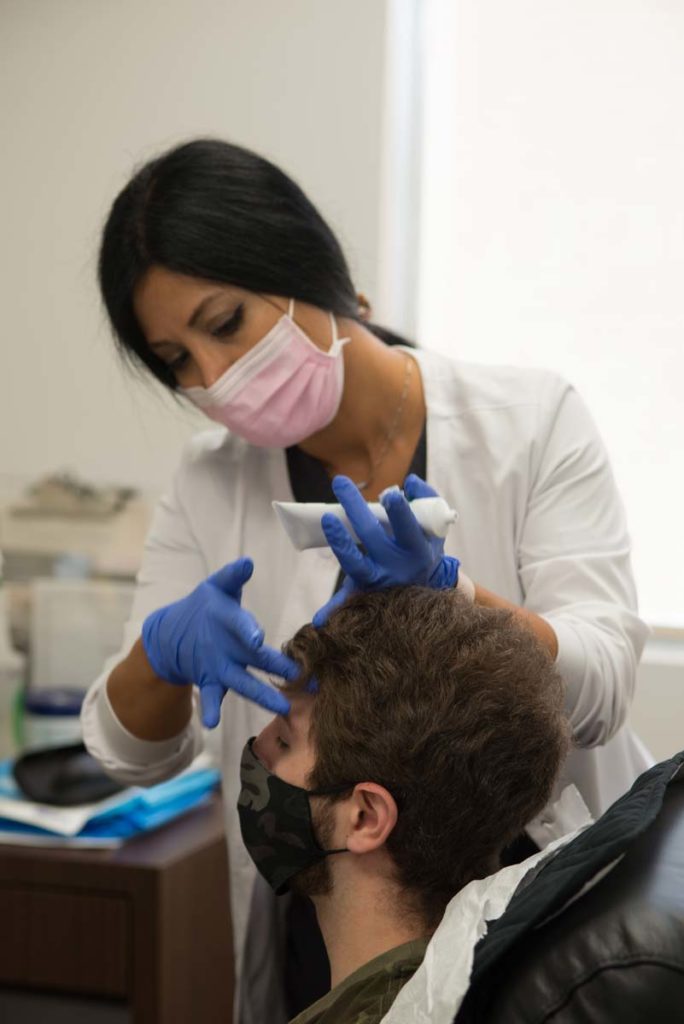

left=98, top=138, right=409, bottom=389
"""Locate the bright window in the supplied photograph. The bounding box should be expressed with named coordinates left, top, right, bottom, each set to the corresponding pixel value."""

left=416, top=0, right=684, bottom=626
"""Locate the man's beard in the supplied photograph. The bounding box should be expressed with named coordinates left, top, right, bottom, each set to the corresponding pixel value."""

left=289, top=798, right=338, bottom=898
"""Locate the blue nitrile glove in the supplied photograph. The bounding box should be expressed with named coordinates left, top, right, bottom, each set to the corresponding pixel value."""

left=142, top=558, right=296, bottom=728
left=312, top=474, right=460, bottom=628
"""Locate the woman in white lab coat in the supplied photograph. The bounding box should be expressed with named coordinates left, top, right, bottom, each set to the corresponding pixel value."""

left=82, top=138, right=649, bottom=1022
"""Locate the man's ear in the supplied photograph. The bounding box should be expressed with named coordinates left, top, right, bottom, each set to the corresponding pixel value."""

left=345, top=783, right=398, bottom=854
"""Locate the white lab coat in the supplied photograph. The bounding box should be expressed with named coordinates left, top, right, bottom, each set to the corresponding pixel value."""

left=81, top=348, right=650, bottom=1019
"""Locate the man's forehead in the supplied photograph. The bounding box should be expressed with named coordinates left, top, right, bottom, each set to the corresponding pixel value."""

left=280, top=691, right=314, bottom=734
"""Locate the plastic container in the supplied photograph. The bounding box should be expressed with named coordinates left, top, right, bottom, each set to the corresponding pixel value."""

left=22, top=688, right=86, bottom=752
left=29, top=578, right=134, bottom=692
left=0, top=564, right=25, bottom=760
left=0, top=651, right=24, bottom=760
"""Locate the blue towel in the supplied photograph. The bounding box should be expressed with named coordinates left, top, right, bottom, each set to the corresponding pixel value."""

left=0, top=757, right=220, bottom=844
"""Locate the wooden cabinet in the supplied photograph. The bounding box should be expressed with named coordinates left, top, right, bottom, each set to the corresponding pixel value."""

left=0, top=795, right=234, bottom=1023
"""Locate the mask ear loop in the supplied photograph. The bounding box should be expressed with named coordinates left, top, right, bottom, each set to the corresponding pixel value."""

left=329, top=309, right=339, bottom=345
left=306, top=782, right=355, bottom=857
left=308, top=781, right=357, bottom=798
left=288, top=297, right=350, bottom=353
left=328, top=308, right=351, bottom=354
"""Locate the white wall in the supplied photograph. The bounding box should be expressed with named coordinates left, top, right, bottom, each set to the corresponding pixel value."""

left=632, top=640, right=684, bottom=763
left=0, top=0, right=390, bottom=494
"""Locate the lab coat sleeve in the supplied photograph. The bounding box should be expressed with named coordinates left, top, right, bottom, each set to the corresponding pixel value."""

left=81, top=459, right=206, bottom=786
left=518, top=378, right=649, bottom=748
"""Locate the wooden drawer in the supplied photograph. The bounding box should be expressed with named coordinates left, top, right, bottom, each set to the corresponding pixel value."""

left=0, top=884, right=128, bottom=997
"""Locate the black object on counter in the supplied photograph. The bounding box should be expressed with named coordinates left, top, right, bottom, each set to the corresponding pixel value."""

left=13, top=742, right=125, bottom=806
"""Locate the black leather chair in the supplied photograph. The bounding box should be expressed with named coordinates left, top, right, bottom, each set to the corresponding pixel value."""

left=457, top=752, right=684, bottom=1023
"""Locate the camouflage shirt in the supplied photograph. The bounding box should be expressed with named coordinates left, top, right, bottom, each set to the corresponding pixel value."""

left=289, top=937, right=429, bottom=1024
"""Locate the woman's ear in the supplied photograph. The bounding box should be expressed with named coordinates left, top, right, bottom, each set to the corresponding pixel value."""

left=345, top=782, right=398, bottom=854
left=357, top=293, right=372, bottom=322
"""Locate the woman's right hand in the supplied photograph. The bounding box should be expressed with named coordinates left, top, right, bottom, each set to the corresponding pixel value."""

left=141, top=558, right=296, bottom=728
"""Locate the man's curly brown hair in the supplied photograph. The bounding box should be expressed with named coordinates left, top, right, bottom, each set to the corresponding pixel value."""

left=284, top=586, right=570, bottom=928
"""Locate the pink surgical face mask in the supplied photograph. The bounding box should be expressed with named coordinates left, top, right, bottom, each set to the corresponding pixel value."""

left=181, top=299, right=350, bottom=448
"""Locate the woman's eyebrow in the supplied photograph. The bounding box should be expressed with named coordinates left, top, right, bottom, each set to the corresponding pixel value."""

left=148, top=339, right=178, bottom=351
left=188, top=291, right=227, bottom=328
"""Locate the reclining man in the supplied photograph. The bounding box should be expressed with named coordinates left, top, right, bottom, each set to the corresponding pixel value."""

left=238, top=586, right=571, bottom=1024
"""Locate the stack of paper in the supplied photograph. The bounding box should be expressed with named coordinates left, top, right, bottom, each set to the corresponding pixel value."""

left=0, top=753, right=220, bottom=848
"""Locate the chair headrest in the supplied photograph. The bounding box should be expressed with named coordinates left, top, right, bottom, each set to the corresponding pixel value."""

left=458, top=752, right=684, bottom=1023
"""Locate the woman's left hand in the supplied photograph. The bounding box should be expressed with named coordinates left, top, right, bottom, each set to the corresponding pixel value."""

left=312, top=474, right=460, bottom=627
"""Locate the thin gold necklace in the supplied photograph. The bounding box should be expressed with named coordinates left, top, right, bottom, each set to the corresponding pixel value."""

left=356, top=355, right=413, bottom=492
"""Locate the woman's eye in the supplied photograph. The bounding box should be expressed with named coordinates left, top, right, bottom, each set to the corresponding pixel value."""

left=275, top=736, right=290, bottom=751
left=168, top=351, right=189, bottom=372
left=163, top=351, right=190, bottom=382
left=211, top=303, right=245, bottom=338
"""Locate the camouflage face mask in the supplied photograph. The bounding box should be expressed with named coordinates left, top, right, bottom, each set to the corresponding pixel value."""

left=237, top=738, right=351, bottom=895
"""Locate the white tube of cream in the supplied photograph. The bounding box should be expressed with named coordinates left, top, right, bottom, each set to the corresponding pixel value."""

left=272, top=496, right=458, bottom=551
